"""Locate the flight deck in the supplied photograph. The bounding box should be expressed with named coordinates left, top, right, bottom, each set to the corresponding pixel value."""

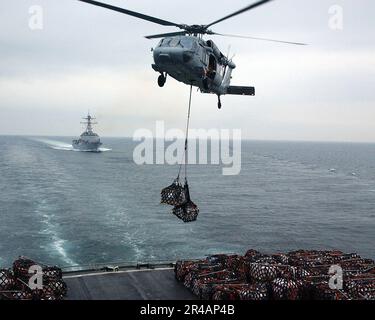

left=63, top=267, right=196, bottom=300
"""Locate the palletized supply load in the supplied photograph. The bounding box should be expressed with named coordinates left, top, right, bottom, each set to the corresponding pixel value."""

left=161, top=85, right=199, bottom=222
left=161, top=178, right=199, bottom=223
left=175, top=249, right=375, bottom=300
left=0, top=257, right=67, bottom=300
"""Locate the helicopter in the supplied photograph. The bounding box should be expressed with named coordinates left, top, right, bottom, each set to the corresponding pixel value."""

left=78, top=0, right=306, bottom=109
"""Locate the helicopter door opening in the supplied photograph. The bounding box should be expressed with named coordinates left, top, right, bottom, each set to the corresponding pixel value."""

left=207, top=54, right=217, bottom=79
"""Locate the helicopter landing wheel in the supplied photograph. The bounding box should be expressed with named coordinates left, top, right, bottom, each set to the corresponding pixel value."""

left=218, top=96, right=222, bottom=109
left=158, top=74, right=166, bottom=87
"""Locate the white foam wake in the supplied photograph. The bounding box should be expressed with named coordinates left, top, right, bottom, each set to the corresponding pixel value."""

left=33, top=138, right=111, bottom=152
left=33, top=138, right=73, bottom=150
left=38, top=203, right=77, bottom=267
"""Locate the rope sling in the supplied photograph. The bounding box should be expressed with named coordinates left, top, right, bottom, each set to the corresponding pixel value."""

left=161, top=85, right=199, bottom=222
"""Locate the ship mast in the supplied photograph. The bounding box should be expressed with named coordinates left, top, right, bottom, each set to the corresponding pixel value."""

left=81, top=112, right=97, bottom=134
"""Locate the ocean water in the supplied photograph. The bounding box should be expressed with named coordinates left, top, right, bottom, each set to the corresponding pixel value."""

left=0, top=136, right=374, bottom=268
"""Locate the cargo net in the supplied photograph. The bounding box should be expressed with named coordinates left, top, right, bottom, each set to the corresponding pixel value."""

left=161, top=178, right=186, bottom=206
left=160, top=85, right=199, bottom=223
left=0, top=257, right=67, bottom=301
left=175, top=249, right=375, bottom=301
left=161, top=179, right=199, bottom=223
left=0, top=269, right=14, bottom=291
left=212, top=283, right=268, bottom=301
left=172, top=202, right=198, bottom=223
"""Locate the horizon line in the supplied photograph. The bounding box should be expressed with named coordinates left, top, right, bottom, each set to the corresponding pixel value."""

left=1, top=134, right=375, bottom=145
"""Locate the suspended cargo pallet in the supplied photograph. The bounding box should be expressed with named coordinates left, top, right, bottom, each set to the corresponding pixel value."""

left=161, top=85, right=200, bottom=223
left=161, top=179, right=187, bottom=206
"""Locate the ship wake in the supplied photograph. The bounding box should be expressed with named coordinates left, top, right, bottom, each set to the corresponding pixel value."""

left=35, top=139, right=111, bottom=152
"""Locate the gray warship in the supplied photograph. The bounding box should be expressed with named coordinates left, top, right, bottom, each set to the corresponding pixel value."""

left=72, top=113, right=102, bottom=152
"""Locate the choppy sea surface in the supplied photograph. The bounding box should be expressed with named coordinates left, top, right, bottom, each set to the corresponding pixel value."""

left=0, top=136, right=374, bottom=268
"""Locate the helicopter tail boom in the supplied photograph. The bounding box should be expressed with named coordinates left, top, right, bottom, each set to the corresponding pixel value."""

left=226, top=86, right=255, bottom=96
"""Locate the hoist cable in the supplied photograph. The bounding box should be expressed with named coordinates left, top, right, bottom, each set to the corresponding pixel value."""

left=177, top=84, right=193, bottom=180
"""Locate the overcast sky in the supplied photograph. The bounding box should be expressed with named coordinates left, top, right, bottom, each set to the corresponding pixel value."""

left=0, top=0, right=374, bottom=141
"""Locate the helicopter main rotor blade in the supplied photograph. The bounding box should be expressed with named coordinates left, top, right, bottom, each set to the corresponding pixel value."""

left=205, top=0, right=274, bottom=29
left=78, top=0, right=183, bottom=28
left=211, top=32, right=307, bottom=46
left=145, top=31, right=187, bottom=39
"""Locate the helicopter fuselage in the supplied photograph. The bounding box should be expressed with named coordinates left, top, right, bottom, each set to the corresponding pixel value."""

left=152, top=36, right=237, bottom=96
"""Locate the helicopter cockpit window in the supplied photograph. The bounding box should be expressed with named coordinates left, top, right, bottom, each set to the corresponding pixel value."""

left=169, top=38, right=181, bottom=47
left=180, top=37, right=195, bottom=49
left=160, top=38, right=171, bottom=47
